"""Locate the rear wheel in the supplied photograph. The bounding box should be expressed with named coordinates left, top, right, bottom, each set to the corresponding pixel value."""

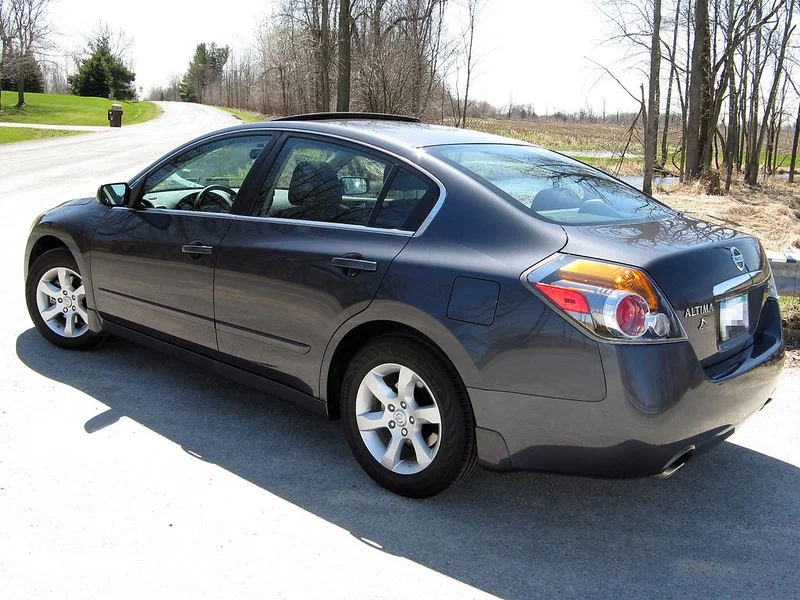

left=341, top=335, right=478, bottom=498
left=25, top=248, right=102, bottom=350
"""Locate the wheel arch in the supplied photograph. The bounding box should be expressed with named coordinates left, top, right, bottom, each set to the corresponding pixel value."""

left=25, top=231, right=101, bottom=332
left=320, top=303, right=480, bottom=420
left=27, top=235, right=68, bottom=271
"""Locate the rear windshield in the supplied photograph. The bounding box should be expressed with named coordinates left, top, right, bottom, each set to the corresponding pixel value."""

left=426, top=144, right=673, bottom=225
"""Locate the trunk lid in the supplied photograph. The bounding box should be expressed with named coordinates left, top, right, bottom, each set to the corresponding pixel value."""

left=562, top=214, right=768, bottom=363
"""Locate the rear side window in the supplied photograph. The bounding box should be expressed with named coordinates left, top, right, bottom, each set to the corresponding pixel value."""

left=427, top=144, right=673, bottom=225
left=253, top=137, right=390, bottom=226
left=373, top=169, right=437, bottom=230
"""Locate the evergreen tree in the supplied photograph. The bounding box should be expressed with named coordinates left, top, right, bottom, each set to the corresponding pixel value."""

left=179, top=42, right=229, bottom=103
left=69, top=35, right=136, bottom=100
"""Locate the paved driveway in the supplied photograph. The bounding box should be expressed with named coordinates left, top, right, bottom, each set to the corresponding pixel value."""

left=1, top=104, right=798, bottom=599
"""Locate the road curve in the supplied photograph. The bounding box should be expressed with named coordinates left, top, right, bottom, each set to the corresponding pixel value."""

left=0, top=101, right=240, bottom=201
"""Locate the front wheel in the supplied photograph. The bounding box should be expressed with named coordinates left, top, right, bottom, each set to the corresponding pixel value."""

left=341, top=335, right=478, bottom=498
left=25, top=248, right=102, bottom=350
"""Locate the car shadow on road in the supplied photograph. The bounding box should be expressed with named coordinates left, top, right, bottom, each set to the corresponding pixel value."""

left=15, top=329, right=800, bottom=600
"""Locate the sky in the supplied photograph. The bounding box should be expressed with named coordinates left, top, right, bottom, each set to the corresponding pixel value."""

left=47, top=0, right=644, bottom=114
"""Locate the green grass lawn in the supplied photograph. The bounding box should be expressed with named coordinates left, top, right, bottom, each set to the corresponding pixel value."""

left=216, top=106, right=269, bottom=123
left=0, top=91, right=161, bottom=126
left=0, top=127, right=85, bottom=144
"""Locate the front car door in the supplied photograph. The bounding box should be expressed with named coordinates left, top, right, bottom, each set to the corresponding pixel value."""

left=213, top=134, right=440, bottom=395
left=91, top=133, right=273, bottom=350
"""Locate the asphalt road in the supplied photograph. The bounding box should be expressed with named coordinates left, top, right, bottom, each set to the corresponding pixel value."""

left=1, top=103, right=799, bottom=599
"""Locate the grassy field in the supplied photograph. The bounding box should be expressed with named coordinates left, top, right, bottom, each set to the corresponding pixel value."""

left=466, top=117, right=797, bottom=176
left=0, top=127, right=85, bottom=144
left=217, top=106, right=270, bottom=123
left=0, top=92, right=161, bottom=126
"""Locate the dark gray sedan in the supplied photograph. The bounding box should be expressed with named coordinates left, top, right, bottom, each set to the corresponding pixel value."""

left=24, top=113, right=785, bottom=497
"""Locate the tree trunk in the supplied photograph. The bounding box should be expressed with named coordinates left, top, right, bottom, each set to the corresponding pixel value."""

left=336, top=0, right=351, bottom=111
left=743, top=0, right=763, bottom=185
left=319, top=0, right=331, bottom=111
left=724, top=0, right=736, bottom=193
left=644, top=0, right=662, bottom=195
left=686, top=0, right=709, bottom=179
left=460, top=5, right=476, bottom=128
left=789, top=101, right=800, bottom=183
left=660, top=0, right=681, bottom=170
left=15, top=71, right=25, bottom=107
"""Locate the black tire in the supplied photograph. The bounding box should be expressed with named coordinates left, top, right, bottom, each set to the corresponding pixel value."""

left=25, top=248, right=102, bottom=351
left=341, top=334, right=478, bottom=498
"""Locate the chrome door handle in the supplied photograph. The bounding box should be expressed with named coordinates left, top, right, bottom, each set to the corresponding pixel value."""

left=331, top=257, right=378, bottom=272
left=182, top=243, right=213, bottom=255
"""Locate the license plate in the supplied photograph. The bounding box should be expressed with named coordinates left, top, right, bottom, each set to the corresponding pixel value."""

left=719, top=293, right=749, bottom=342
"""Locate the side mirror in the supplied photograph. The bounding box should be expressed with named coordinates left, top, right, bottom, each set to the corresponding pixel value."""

left=96, top=182, right=129, bottom=207
left=340, top=176, right=370, bottom=196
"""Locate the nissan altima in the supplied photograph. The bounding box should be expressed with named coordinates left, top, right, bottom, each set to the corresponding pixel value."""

left=24, top=113, right=785, bottom=497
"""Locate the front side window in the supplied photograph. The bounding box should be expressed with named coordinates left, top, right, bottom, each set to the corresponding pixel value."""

left=141, top=135, right=271, bottom=213
left=427, top=144, right=673, bottom=225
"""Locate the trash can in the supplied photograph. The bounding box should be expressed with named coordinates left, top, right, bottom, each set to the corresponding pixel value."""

left=108, top=104, right=123, bottom=128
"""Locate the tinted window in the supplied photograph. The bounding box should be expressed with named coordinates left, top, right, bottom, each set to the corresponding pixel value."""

left=373, top=169, right=437, bottom=230
left=427, top=144, right=673, bottom=225
left=254, top=138, right=391, bottom=226
left=141, top=135, right=270, bottom=213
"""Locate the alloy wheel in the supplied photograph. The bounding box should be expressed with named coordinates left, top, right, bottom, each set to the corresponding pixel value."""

left=355, top=363, right=442, bottom=475
left=35, top=266, right=90, bottom=339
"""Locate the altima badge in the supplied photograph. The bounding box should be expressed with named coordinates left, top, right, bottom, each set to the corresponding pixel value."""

left=731, top=247, right=745, bottom=271
left=698, top=318, right=707, bottom=331
left=685, top=303, right=714, bottom=318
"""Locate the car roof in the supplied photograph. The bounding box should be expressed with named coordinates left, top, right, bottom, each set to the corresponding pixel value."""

left=234, top=117, right=532, bottom=150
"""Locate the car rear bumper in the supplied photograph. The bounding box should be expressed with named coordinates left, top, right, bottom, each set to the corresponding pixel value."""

left=470, top=299, right=785, bottom=476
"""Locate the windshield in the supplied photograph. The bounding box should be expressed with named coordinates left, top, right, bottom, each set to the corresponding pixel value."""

left=426, top=144, right=674, bottom=225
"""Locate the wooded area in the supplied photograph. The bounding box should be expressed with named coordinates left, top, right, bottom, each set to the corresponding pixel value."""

left=146, top=0, right=800, bottom=190
left=151, top=1, right=483, bottom=127
left=602, top=0, right=800, bottom=190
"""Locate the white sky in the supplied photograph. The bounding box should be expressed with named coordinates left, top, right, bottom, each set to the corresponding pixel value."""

left=47, top=0, right=643, bottom=114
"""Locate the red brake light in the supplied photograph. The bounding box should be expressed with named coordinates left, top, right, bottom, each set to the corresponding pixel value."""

left=534, top=283, right=590, bottom=314
left=615, top=293, right=648, bottom=337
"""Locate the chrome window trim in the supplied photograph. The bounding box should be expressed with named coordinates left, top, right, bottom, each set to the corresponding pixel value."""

left=712, top=270, right=762, bottom=298
left=243, top=126, right=447, bottom=236
left=110, top=206, right=236, bottom=219
left=233, top=214, right=414, bottom=236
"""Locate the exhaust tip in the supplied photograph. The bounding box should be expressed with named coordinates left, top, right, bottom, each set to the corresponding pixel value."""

left=652, top=446, right=695, bottom=480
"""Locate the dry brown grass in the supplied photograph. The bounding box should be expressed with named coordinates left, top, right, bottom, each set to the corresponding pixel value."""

left=465, top=118, right=646, bottom=152
left=654, top=178, right=800, bottom=252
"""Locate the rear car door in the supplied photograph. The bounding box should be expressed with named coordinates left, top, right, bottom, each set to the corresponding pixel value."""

left=213, top=134, right=440, bottom=394
left=91, top=133, right=273, bottom=350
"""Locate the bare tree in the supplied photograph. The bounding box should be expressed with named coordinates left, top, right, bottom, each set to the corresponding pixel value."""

left=744, top=0, right=794, bottom=184
left=455, top=0, right=485, bottom=127
left=643, top=0, right=662, bottom=195
left=685, top=0, right=710, bottom=178
left=4, top=0, right=53, bottom=107
left=660, top=0, right=681, bottom=169
left=0, top=0, right=12, bottom=110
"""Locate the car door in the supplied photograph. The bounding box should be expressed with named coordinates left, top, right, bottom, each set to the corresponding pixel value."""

left=91, top=133, right=274, bottom=350
left=213, top=134, right=440, bottom=394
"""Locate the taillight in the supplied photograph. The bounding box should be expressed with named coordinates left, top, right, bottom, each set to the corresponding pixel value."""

left=525, top=254, right=684, bottom=342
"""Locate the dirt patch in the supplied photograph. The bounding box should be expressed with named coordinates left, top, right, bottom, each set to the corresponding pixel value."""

left=653, top=178, right=800, bottom=253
